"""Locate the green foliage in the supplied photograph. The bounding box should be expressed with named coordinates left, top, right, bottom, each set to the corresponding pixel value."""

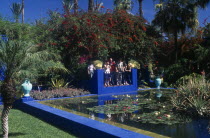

left=153, top=0, right=198, bottom=34
left=62, top=0, right=74, bottom=15
left=128, top=59, right=140, bottom=69
left=0, top=20, right=33, bottom=41
left=152, top=0, right=199, bottom=62
left=132, top=111, right=191, bottom=125
left=51, top=78, right=70, bottom=89
left=0, top=40, right=67, bottom=81
left=0, top=80, right=16, bottom=106
left=43, top=11, right=159, bottom=83
left=10, top=3, right=22, bottom=23
left=0, top=39, right=68, bottom=105
left=88, top=98, right=141, bottom=114
left=114, top=0, right=132, bottom=11
left=171, top=76, right=210, bottom=117
left=174, top=73, right=202, bottom=86
left=164, top=59, right=191, bottom=85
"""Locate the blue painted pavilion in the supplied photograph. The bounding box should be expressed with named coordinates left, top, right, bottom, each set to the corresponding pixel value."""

left=87, top=69, right=138, bottom=95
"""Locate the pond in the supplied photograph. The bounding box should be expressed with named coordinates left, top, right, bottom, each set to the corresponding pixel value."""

left=39, top=89, right=210, bottom=138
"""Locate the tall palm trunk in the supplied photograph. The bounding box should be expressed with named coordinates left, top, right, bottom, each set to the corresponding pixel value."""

left=22, top=0, right=24, bottom=23
left=0, top=79, right=16, bottom=138
left=1, top=106, right=12, bottom=138
left=138, top=0, right=143, bottom=17
left=74, top=0, right=78, bottom=14
left=174, top=31, right=178, bottom=63
left=88, top=0, right=94, bottom=12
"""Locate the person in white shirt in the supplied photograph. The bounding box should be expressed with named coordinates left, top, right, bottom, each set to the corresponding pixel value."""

left=88, top=63, right=96, bottom=78
left=104, top=61, right=111, bottom=86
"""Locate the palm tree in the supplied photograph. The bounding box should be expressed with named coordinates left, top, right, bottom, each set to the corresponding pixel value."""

left=62, top=0, right=74, bottom=15
left=22, top=0, right=24, bottom=23
left=88, top=0, right=94, bottom=12
left=194, top=0, right=210, bottom=8
left=137, top=0, right=143, bottom=17
left=152, top=0, right=198, bottom=62
left=94, top=0, right=104, bottom=12
left=73, top=0, right=78, bottom=14
left=114, top=0, right=132, bottom=11
left=153, top=0, right=165, bottom=37
left=0, top=40, right=67, bottom=138
left=10, top=3, right=23, bottom=23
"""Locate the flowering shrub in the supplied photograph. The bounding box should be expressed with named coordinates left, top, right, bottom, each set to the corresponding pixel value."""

left=30, top=88, right=90, bottom=100
left=45, top=10, right=159, bottom=74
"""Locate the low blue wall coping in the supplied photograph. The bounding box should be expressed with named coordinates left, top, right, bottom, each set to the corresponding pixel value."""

left=15, top=100, right=152, bottom=138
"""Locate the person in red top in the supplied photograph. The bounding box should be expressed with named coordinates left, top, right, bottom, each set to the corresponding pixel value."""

left=109, top=58, right=116, bottom=86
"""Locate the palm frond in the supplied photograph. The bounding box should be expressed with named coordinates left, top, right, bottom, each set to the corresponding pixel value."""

left=0, top=40, right=68, bottom=82
left=10, top=3, right=22, bottom=22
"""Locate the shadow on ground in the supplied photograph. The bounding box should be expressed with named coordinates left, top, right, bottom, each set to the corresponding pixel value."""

left=0, top=132, right=26, bottom=137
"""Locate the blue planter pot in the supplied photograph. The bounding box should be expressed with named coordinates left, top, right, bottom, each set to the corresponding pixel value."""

left=21, top=80, right=32, bottom=97
left=155, top=77, right=162, bottom=89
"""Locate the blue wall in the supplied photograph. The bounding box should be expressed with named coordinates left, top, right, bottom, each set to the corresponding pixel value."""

left=15, top=101, right=151, bottom=138
left=1, top=34, right=8, bottom=42
left=88, top=69, right=138, bottom=95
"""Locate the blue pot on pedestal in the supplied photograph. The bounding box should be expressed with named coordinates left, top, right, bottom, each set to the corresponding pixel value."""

left=155, top=77, right=162, bottom=89
left=21, top=79, right=32, bottom=97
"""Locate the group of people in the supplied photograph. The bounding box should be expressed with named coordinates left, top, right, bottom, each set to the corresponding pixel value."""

left=87, top=58, right=133, bottom=87
left=104, top=58, right=132, bottom=87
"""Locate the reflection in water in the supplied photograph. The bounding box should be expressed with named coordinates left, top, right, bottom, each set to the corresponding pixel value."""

left=106, top=113, right=112, bottom=121
left=118, top=113, right=127, bottom=123
left=89, top=112, right=95, bottom=120
left=106, top=113, right=111, bottom=118
left=119, top=115, right=124, bottom=123
left=41, top=90, right=210, bottom=138
left=155, top=89, right=162, bottom=103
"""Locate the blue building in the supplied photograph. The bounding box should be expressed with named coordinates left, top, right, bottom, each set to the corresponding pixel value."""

left=87, top=69, right=138, bottom=95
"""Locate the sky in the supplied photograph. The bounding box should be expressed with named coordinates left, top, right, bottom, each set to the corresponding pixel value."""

left=0, top=0, right=210, bottom=26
